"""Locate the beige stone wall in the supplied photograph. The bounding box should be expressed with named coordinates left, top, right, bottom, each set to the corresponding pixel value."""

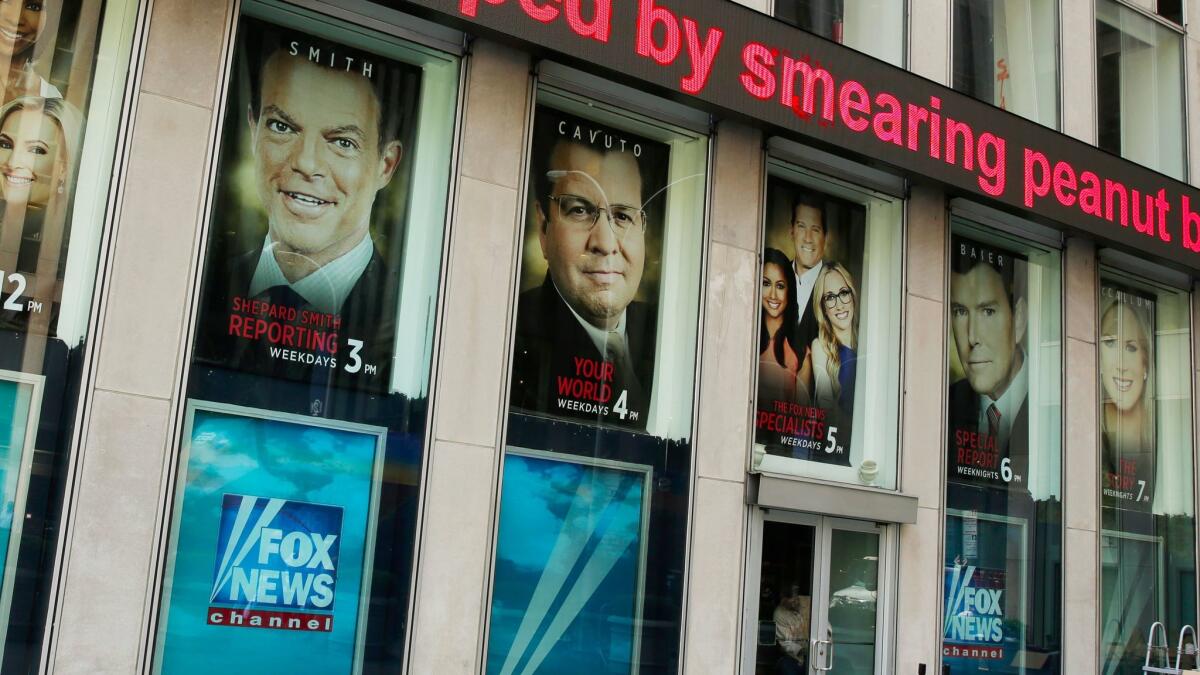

left=680, top=120, right=762, bottom=674
left=1064, top=238, right=1101, bottom=674
left=1063, top=0, right=1098, bottom=144
left=895, top=182, right=949, bottom=673
left=42, top=1, right=1184, bottom=673
left=48, top=0, right=235, bottom=672
left=407, top=40, right=532, bottom=675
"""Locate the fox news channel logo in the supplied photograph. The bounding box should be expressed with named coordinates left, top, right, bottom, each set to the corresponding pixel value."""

left=207, top=494, right=343, bottom=633
left=942, top=563, right=1006, bottom=661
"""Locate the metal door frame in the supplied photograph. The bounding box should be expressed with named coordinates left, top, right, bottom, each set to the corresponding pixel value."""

left=741, top=508, right=896, bottom=674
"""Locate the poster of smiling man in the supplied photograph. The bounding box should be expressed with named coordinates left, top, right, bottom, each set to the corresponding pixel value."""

left=946, top=236, right=1030, bottom=491
left=753, top=178, right=866, bottom=467
left=508, top=106, right=672, bottom=431
left=191, top=16, right=422, bottom=393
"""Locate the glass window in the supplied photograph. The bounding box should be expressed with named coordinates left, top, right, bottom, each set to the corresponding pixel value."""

left=747, top=515, right=885, bottom=674
left=1098, top=272, right=1195, bottom=674
left=773, top=0, right=905, bottom=66
left=0, top=0, right=139, bottom=670
left=754, top=520, right=818, bottom=674
left=752, top=162, right=903, bottom=490
left=488, top=89, right=708, bottom=674
left=1156, top=0, right=1183, bottom=26
left=151, top=1, right=459, bottom=671
left=952, top=0, right=1059, bottom=128
left=942, top=221, right=1062, bottom=674
left=1096, top=0, right=1186, bottom=180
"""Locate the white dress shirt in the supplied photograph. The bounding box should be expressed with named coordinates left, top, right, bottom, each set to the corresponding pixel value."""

left=793, top=260, right=824, bottom=318
left=553, top=281, right=628, bottom=355
left=977, top=351, right=1028, bottom=450
left=247, top=232, right=373, bottom=315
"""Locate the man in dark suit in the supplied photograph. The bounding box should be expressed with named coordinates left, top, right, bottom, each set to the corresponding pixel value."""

left=193, top=32, right=404, bottom=393
left=789, top=191, right=831, bottom=402
left=947, top=238, right=1029, bottom=490
left=510, top=126, right=655, bottom=430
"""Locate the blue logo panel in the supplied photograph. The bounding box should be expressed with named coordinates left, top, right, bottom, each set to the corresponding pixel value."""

left=207, top=495, right=343, bottom=630
left=487, top=453, right=649, bottom=675
left=156, top=406, right=380, bottom=675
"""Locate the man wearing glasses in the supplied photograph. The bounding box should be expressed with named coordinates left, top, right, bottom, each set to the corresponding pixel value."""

left=510, top=118, right=656, bottom=430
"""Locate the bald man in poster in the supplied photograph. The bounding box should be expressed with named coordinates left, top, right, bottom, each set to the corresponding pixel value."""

left=509, top=122, right=657, bottom=430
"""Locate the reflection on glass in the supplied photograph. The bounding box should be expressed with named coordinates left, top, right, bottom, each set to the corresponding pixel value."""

left=826, top=529, right=878, bottom=673
left=0, top=0, right=140, bottom=670
left=495, top=91, right=708, bottom=673
left=1096, top=0, right=1186, bottom=179
left=952, top=0, right=1059, bottom=127
left=773, top=0, right=904, bottom=66
left=1099, top=275, right=1196, bottom=675
left=754, top=521, right=815, bottom=675
left=1101, top=532, right=1162, bottom=673
left=942, top=223, right=1062, bottom=674
left=156, top=1, right=460, bottom=670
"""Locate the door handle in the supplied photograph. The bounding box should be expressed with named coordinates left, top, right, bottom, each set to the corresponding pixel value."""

left=812, top=638, right=834, bottom=672
left=815, top=627, right=835, bottom=672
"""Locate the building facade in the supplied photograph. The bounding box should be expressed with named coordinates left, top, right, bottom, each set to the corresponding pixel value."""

left=0, top=0, right=1199, bottom=673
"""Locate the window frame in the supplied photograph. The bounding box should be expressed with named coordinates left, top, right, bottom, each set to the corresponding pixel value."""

left=750, top=138, right=908, bottom=492
left=767, top=0, right=910, bottom=69
left=938, top=203, right=1067, bottom=674
left=480, top=63, right=717, bottom=674
left=947, top=0, right=1064, bottom=130
left=139, top=2, right=468, bottom=671
left=1094, top=0, right=1189, bottom=181
left=1094, top=257, right=1200, bottom=674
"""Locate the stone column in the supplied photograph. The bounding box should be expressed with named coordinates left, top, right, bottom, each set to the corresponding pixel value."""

left=893, top=182, right=949, bottom=673
left=681, top=120, right=763, bottom=673
left=407, top=40, right=533, bottom=675
left=50, top=0, right=235, bottom=671
left=1063, top=237, right=1100, bottom=674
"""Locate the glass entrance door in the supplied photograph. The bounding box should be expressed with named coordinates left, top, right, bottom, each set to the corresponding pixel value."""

left=744, top=511, right=890, bottom=674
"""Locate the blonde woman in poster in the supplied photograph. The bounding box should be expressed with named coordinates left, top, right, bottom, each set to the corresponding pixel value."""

left=810, top=261, right=858, bottom=415
left=1099, top=286, right=1156, bottom=509
left=0, top=95, right=81, bottom=337
left=0, top=96, right=78, bottom=209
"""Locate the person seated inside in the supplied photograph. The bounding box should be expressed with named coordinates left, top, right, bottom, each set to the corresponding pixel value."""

left=774, top=582, right=811, bottom=674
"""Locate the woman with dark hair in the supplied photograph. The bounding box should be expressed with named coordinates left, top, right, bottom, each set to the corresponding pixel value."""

left=759, top=247, right=803, bottom=403
left=0, top=0, right=63, bottom=99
